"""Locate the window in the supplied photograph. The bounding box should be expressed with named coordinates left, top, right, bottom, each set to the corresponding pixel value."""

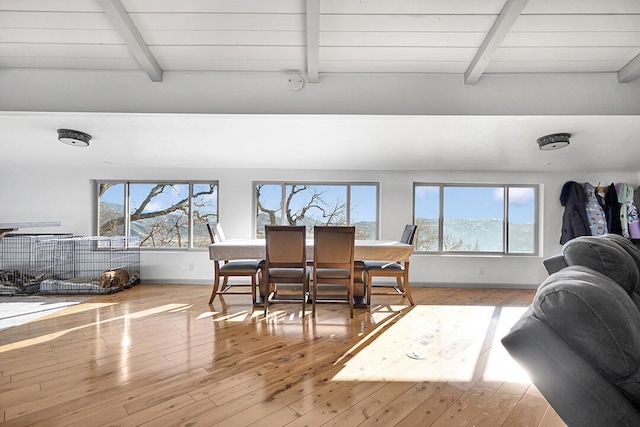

left=413, top=184, right=537, bottom=254
left=96, top=181, right=218, bottom=248
left=255, top=182, right=379, bottom=239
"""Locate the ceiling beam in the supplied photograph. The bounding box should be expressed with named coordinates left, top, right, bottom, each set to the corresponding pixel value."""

left=464, top=0, right=529, bottom=85
left=618, top=52, right=640, bottom=83
left=98, top=0, right=163, bottom=82
left=306, top=0, right=320, bottom=83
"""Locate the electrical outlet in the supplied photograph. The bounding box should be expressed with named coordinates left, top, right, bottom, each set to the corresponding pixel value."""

left=188, top=263, right=194, bottom=271
left=477, top=265, right=485, bottom=275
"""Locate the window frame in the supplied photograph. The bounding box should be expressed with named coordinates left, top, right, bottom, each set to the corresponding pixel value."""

left=94, top=180, right=219, bottom=250
left=253, top=181, right=380, bottom=239
left=413, top=182, right=539, bottom=255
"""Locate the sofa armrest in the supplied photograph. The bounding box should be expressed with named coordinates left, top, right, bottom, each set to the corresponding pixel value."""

left=542, top=254, right=567, bottom=274
left=502, top=310, right=640, bottom=427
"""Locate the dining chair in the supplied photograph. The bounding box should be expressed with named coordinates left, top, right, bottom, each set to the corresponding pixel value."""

left=263, top=225, right=310, bottom=317
left=206, top=222, right=261, bottom=304
left=363, top=224, right=417, bottom=307
left=312, top=225, right=356, bottom=318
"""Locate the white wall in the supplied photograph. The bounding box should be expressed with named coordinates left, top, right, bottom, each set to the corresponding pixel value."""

left=2, top=164, right=637, bottom=288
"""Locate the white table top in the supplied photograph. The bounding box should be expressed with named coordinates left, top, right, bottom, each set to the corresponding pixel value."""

left=0, top=222, right=62, bottom=239
left=0, top=221, right=61, bottom=229
left=209, top=239, right=413, bottom=262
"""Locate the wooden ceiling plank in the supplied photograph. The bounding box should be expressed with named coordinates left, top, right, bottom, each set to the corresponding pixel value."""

left=618, top=53, right=640, bottom=83
left=320, top=60, right=468, bottom=73
left=320, top=14, right=495, bottom=32
left=142, top=30, right=305, bottom=46
left=0, top=57, right=140, bottom=69
left=306, top=0, right=320, bottom=83
left=0, top=11, right=113, bottom=29
left=0, top=43, right=131, bottom=58
left=0, top=29, right=125, bottom=45
left=150, top=46, right=306, bottom=61
left=465, top=0, right=530, bottom=85
left=130, top=13, right=305, bottom=31
left=486, top=60, right=628, bottom=73
left=98, top=0, right=163, bottom=82
left=321, top=32, right=486, bottom=47
left=120, top=0, right=304, bottom=14
left=0, top=0, right=105, bottom=12
left=320, top=47, right=477, bottom=61
left=503, top=32, right=640, bottom=47
left=522, top=0, right=640, bottom=14
left=321, top=0, right=506, bottom=14
left=513, top=15, right=640, bottom=32
left=158, top=59, right=306, bottom=72
left=493, top=46, right=640, bottom=61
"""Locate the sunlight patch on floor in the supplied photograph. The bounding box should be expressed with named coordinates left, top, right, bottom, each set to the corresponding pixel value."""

left=127, top=303, right=190, bottom=319
left=370, top=304, right=410, bottom=323
left=0, top=297, right=96, bottom=331
left=196, top=311, right=219, bottom=320
left=483, top=306, right=531, bottom=383
left=333, top=304, right=530, bottom=384
left=0, top=302, right=193, bottom=353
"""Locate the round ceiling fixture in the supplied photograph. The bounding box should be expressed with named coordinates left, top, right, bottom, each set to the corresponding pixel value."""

left=57, top=129, right=92, bottom=147
left=287, top=73, right=305, bottom=90
left=537, top=133, right=570, bottom=151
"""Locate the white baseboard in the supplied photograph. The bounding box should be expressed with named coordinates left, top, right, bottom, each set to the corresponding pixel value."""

left=139, top=279, right=538, bottom=289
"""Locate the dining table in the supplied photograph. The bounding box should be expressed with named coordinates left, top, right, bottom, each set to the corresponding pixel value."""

left=209, top=239, right=414, bottom=306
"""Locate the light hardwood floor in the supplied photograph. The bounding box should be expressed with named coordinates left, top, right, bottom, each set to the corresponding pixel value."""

left=0, top=284, right=566, bottom=426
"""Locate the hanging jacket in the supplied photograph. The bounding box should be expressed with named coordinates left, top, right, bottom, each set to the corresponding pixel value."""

left=617, top=183, right=640, bottom=239
left=605, top=183, right=623, bottom=235
left=584, top=182, right=608, bottom=236
left=560, top=181, right=591, bottom=244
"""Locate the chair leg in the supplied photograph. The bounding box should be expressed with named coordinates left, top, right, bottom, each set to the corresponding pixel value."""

left=250, top=274, right=257, bottom=305
left=209, top=266, right=222, bottom=304
left=220, top=276, right=230, bottom=293
left=349, top=279, right=354, bottom=318
left=303, top=277, right=309, bottom=317
left=312, top=273, right=317, bottom=318
left=402, top=270, right=415, bottom=305
left=366, top=272, right=373, bottom=310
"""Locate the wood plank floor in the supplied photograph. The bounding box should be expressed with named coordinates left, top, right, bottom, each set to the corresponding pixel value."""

left=0, top=284, right=566, bottom=426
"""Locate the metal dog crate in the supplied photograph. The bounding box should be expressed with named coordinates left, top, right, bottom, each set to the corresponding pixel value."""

left=0, top=233, right=73, bottom=295
left=37, top=236, right=140, bottom=295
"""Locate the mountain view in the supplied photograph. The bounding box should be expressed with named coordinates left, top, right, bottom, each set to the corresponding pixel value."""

left=415, top=218, right=534, bottom=253
left=102, top=202, right=533, bottom=252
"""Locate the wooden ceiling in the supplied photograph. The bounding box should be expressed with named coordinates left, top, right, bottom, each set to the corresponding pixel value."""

left=2, top=0, right=639, bottom=84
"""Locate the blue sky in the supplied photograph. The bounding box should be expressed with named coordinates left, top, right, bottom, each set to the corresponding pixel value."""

left=259, top=184, right=377, bottom=223
left=103, top=183, right=533, bottom=224
left=415, top=186, right=535, bottom=223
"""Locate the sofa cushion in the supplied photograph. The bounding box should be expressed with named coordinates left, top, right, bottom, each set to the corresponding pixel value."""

left=535, top=265, right=640, bottom=407
left=607, top=233, right=640, bottom=273
left=562, top=235, right=640, bottom=295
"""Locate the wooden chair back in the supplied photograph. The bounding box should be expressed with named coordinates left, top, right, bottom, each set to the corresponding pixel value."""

left=265, top=225, right=307, bottom=269
left=314, top=226, right=355, bottom=269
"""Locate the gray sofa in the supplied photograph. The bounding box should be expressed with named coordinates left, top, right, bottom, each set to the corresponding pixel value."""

left=502, top=234, right=640, bottom=426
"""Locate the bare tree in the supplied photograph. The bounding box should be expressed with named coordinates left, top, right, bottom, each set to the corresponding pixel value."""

left=99, top=184, right=216, bottom=246
left=255, top=184, right=281, bottom=226
left=414, top=218, right=471, bottom=251
left=256, top=184, right=347, bottom=235
left=256, top=184, right=347, bottom=230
